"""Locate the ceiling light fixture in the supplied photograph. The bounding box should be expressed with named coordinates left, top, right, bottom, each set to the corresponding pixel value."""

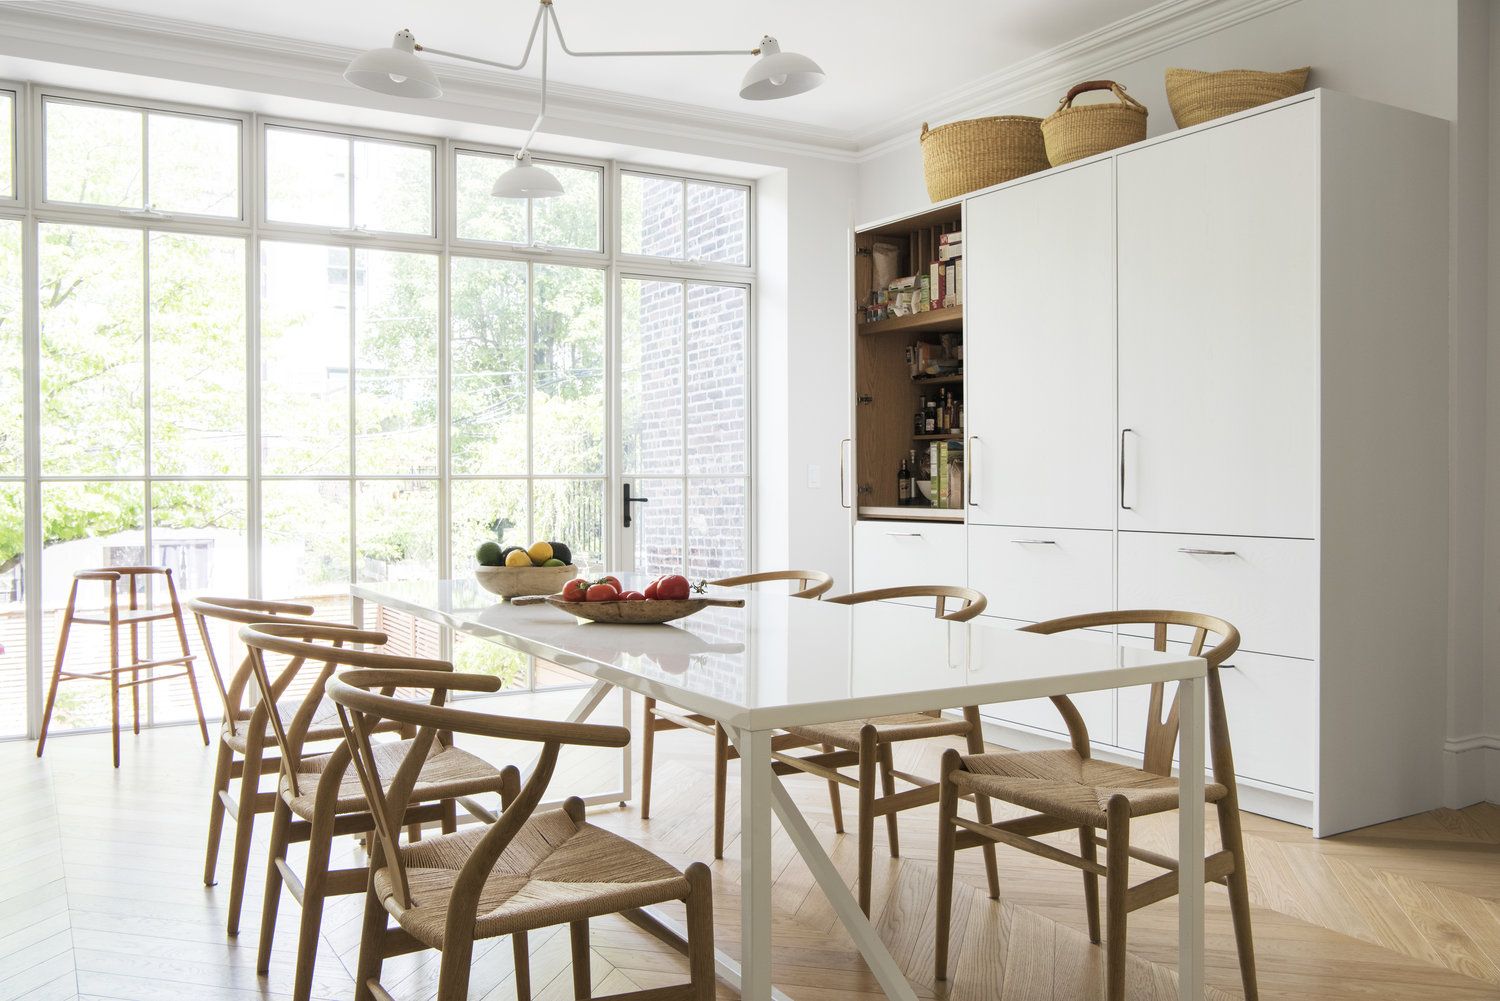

left=344, top=0, right=826, bottom=200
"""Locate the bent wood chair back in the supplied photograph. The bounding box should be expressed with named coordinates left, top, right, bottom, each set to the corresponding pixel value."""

left=1020, top=609, right=1241, bottom=784
left=825, top=584, right=987, bottom=621
left=710, top=569, right=834, bottom=599
left=188, top=596, right=322, bottom=739
left=326, top=665, right=629, bottom=912
left=237, top=620, right=394, bottom=799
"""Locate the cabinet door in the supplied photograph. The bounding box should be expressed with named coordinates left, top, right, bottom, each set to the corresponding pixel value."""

left=852, top=520, right=967, bottom=609
left=964, top=160, right=1116, bottom=530
left=969, top=524, right=1113, bottom=624
left=1116, top=102, right=1318, bottom=539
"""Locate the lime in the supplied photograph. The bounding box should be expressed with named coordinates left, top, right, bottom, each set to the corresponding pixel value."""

left=542, top=558, right=565, bottom=567
left=476, top=541, right=502, bottom=566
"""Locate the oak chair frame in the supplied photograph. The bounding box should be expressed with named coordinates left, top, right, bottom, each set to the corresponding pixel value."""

left=36, top=566, right=209, bottom=768
left=639, top=569, right=834, bottom=859
left=328, top=666, right=716, bottom=1001
left=933, top=609, right=1257, bottom=1001
left=189, top=596, right=383, bottom=934
left=778, top=584, right=1000, bottom=915
left=238, top=621, right=507, bottom=1001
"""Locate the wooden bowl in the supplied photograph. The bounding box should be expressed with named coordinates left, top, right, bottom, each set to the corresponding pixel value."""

left=541, top=594, right=744, bottom=625
left=474, top=564, right=578, bottom=599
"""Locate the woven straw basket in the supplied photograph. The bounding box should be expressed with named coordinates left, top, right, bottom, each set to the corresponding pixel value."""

left=1165, top=66, right=1310, bottom=128
left=920, top=116, right=1049, bottom=202
left=1041, top=80, right=1147, bottom=167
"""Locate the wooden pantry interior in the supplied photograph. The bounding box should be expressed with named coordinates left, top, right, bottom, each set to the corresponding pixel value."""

left=846, top=90, right=1452, bottom=836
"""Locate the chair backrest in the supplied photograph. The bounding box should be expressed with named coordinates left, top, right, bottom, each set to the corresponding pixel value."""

left=324, top=662, right=630, bottom=915
left=236, top=620, right=391, bottom=795
left=1020, top=609, right=1241, bottom=785
left=710, top=569, right=834, bottom=599
left=188, top=596, right=321, bottom=734
left=826, top=585, right=987, bottom=621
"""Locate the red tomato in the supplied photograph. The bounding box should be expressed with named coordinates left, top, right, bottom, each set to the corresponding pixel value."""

left=585, top=582, right=619, bottom=602
left=561, top=578, right=589, bottom=602
left=643, top=578, right=660, bottom=600
left=618, top=590, right=646, bottom=601
left=598, top=575, right=623, bottom=592
left=655, top=574, right=690, bottom=600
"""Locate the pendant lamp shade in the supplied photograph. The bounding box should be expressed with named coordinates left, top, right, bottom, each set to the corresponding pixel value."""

left=345, top=30, right=443, bottom=99
left=491, top=153, right=565, bottom=199
left=739, top=36, right=825, bottom=100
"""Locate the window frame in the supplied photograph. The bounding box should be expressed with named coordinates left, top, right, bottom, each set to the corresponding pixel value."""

left=0, top=83, right=19, bottom=205
left=450, top=143, right=607, bottom=256
left=259, top=118, right=441, bottom=245
left=615, top=166, right=754, bottom=271
left=0, top=80, right=757, bottom=738
left=36, top=89, right=251, bottom=225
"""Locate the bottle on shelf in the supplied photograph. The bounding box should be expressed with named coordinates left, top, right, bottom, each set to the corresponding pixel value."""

left=897, top=457, right=911, bottom=505
left=914, top=396, right=926, bottom=435
left=924, top=398, right=937, bottom=434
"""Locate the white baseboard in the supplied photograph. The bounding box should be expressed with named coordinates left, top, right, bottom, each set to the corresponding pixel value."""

left=1443, top=733, right=1500, bottom=807
left=970, top=715, right=1314, bottom=829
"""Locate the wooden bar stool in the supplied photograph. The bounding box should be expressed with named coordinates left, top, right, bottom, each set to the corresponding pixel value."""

left=36, top=566, right=209, bottom=767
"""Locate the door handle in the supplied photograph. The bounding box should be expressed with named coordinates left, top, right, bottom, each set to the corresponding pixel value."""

left=1012, top=539, right=1058, bottom=545
left=840, top=438, right=852, bottom=510
left=967, top=435, right=980, bottom=507
left=622, top=482, right=650, bottom=528
left=1119, top=428, right=1138, bottom=510
left=1178, top=547, right=1238, bottom=556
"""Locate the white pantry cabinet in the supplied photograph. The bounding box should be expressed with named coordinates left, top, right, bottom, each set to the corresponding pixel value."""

left=850, top=91, right=1450, bottom=836
left=964, top=159, right=1116, bottom=531
left=852, top=520, right=966, bottom=610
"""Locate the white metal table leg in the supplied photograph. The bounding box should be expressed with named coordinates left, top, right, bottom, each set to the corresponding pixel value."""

left=1177, top=673, right=1206, bottom=1000
left=738, top=726, right=774, bottom=1001
left=534, top=678, right=629, bottom=810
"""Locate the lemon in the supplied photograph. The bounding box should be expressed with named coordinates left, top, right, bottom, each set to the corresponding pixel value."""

left=504, top=548, right=534, bottom=567
left=527, top=541, right=553, bottom=564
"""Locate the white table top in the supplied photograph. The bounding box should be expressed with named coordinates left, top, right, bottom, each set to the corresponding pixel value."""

left=352, top=578, right=1206, bottom=732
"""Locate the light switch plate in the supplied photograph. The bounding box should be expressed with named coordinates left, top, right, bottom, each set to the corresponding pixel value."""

left=806, top=464, right=821, bottom=488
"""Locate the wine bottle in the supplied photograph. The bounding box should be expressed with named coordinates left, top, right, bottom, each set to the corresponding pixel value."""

left=897, top=458, right=911, bottom=505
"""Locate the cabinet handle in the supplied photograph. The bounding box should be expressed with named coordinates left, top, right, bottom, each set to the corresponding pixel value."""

left=1012, top=539, right=1057, bottom=545
left=1177, top=547, right=1238, bottom=556
left=967, top=435, right=980, bottom=507
left=885, top=532, right=923, bottom=538
left=839, top=438, right=851, bottom=510
left=1119, top=428, right=1137, bottom=510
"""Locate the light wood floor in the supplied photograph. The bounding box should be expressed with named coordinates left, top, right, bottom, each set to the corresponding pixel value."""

left=6, top=686, right=1500, bottom=1001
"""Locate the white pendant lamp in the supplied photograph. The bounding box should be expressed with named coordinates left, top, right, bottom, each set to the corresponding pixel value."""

left=343, top=30, right=443, bottom=99
left=739, top=36, right=825, bottom=101
left=345, top=1, right=825, bottom=200
left=492, top=152, right=566, bottom=199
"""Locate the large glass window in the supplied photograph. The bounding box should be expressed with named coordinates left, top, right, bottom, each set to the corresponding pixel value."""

left=0, top=88, right=753, bottom=737
left=265, top=126, right=434, bottom=236
left=43, top=97, right=241, bottom=218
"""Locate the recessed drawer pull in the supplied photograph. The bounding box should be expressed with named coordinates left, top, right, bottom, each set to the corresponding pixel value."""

left=1178, top=547, right=1238, bottom=556
left=1013, top=539, right=1058, bottom=545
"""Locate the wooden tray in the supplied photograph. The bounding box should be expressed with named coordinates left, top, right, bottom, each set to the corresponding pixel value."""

left=511, top=593, right=745, bottom=624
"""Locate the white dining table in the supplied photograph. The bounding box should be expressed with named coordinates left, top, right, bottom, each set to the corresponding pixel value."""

left=351, top=578, right=1209, bottom=1001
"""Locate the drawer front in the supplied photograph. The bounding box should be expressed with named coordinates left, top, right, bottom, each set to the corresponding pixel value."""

left=969, top=525, right=1113, bottom=624
left=1116, top=647, right=1315, bottom=793
left=979, top=616, right=1115, bottom=745
left=853, top=521, right=967, bottom=609
left=1118, top=532, right=1316, bottom=659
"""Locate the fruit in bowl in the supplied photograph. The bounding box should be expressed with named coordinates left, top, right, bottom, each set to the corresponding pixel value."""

left=530, top=574, right=738, bottom=624
left=475, top=537, right=578, bottom=598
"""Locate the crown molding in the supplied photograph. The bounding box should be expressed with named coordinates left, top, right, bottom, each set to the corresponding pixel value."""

left=0, top=0, right=1305, bottom=164
left=853, top=0, right=1303, bottom=161
left=0, top=1, right=865, bottom=162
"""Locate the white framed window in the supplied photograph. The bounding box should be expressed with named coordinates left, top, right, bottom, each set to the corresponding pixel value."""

left=0, top=88, right=16, bottom=202
left=618, top=169, right=750, bottom=266
left=452, top=147, right=603, bottom=253
left=263, top=123, right=437, bottom=238
left=40, top=94, right=244, bottom=220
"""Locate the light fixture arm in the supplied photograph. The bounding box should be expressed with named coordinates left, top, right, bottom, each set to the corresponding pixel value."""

left=415, top=1, right=547, bottom=71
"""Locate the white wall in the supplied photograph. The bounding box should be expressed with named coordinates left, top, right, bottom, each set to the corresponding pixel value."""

left=857, top=0, right=1500, bottom=806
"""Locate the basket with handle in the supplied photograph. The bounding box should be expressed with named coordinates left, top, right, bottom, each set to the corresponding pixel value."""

left=1041, top=80, right=1148, bottom=167
left=920, top=116, right=1049, bottom=202
left=1165, top=66, right=1310, bottom=128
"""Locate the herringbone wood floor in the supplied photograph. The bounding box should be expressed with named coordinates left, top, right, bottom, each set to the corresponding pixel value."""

left=5, top=686, right=1500, bottom=1001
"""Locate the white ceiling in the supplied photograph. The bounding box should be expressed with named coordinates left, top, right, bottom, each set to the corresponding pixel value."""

left=74, top=0, right=1164, bottom=134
